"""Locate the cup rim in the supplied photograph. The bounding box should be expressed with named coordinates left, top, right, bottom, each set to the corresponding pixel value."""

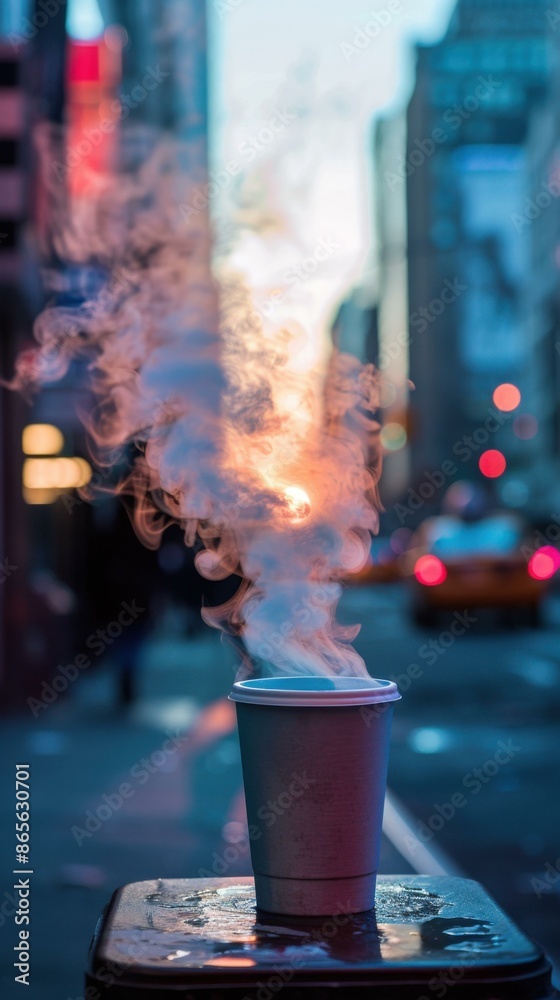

left=229, top=675, right=401, bottom=707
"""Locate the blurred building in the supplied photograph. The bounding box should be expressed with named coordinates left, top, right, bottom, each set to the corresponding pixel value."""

left=332, top=289, right=379, bottom=363
left=0, top=0, right=212, bottom=706
left=0, top=38, right=26, bottom=692
left=0, top=0, right=69, bottom=704
left=109, top=0, right=209, bottom=147
left=398, top=0, right=553, bottom=510
left=522, top=29, right=560, bottom=517
left=0, top=42, right=25, bottom=284
left=374, top=112, right=411, bottom=505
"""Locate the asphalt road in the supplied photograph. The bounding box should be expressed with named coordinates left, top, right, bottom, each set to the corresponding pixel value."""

left=342, top=583, right=560, bottom=979
left=0, top=582, right=559, bottom=998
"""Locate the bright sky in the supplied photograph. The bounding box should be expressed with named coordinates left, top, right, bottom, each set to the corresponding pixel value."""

left=209, top=0, right=456, bottom=317
left=62, top=0, right=456, bottom=331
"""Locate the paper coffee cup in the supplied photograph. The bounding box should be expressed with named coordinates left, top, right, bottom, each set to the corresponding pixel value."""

left=230, top=676, right=400, bottom=916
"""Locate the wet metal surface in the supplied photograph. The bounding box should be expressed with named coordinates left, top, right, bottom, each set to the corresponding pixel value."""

left=90, top=876, right=545, bottom=983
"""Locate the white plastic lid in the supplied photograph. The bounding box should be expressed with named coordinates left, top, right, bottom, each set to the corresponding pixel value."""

left=229, top=676, right=401, bottom=707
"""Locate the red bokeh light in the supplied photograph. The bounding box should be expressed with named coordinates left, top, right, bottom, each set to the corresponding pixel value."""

left=479, top=449, right=506, bottom=478
left=68, top=42, right=101, bottom=84
left=492, top=383, right=521, bottom=412
left=528, top=546, right=560, bottom=581
left=414, top=555, right=447, bottom=586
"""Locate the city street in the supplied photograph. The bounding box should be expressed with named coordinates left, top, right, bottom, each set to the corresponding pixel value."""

left=346, top=582, right=560, bottom=977
left=1, top=581, right=559, bottom=998
left=2, top=1, right=560, bottom=997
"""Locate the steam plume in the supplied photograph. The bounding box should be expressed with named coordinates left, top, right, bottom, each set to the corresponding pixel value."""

left=14, top=127, right=384, bottom=677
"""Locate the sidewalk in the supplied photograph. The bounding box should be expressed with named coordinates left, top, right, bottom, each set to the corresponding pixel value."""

left=0, top=623, right=411, bottom=1000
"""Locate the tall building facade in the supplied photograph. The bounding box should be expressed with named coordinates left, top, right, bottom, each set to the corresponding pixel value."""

left=0, top=0, right=68, bottom=703
left=521, top=27, right=560, bottom=516
left=1, top=0, right=212, bottom=705
left=403, top=0, right=553, bottom=505
left=374, top=112, right=411, bottom=506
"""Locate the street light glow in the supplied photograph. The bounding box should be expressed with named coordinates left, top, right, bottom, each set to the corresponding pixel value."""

left=479, top=449, right=506, bottom=478
left=67, top=0, right=104, bottom=40
left=414, top=554, right=447, bottom=586
left=380, top=422, right=407, bottom=452
left=23, top=457, right=92, bottom=491
left=492, top=383, right=521, bottom=412
left=22, top=424, right=64, bottom=456
left=528, top=546, right=560, bottom=581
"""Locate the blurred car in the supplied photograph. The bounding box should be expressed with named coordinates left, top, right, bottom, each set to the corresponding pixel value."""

left=404, top=513, right=559, bottom=627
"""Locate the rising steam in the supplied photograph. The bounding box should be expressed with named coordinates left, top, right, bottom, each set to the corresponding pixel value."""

left=14, top=127, right=384, bottom=677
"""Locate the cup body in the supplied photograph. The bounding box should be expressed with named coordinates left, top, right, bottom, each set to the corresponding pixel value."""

left=230, top=676, right=400, bottom=916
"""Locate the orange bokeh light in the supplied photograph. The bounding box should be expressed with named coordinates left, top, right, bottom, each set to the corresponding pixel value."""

left=492, top=383, right=521, bottom=412
left=479, top=449, right=506, bottom=478
left=204, top=957, right=256, bottom=968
